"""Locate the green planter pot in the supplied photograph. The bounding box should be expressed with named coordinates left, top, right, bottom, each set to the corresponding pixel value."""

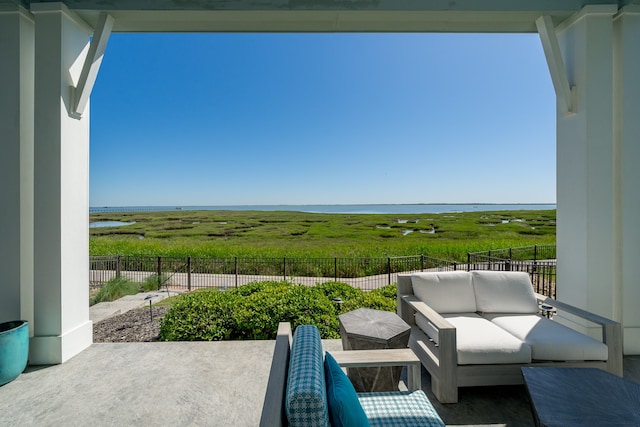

left=0, top=320, right=29, bottom=386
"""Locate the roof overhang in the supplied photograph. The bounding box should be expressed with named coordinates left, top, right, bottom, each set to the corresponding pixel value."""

left=2, top=0, right=638, bottom=32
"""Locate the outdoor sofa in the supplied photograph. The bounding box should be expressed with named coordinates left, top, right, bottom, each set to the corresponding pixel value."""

left=397, top=270, right=623, bottom=403
left=259, top=322, right=445, bottom=426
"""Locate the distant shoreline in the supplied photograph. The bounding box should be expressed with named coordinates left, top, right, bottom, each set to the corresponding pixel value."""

left=89, top=203, right=556, bottom=215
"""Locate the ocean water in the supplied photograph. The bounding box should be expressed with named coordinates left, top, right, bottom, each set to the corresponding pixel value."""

left=90, top=203, right=556, bottom=215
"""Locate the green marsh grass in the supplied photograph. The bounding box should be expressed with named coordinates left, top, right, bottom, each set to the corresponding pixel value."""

left=90, top=209, right=556, bottom=262
left=90, top=277, right=140, bottom=306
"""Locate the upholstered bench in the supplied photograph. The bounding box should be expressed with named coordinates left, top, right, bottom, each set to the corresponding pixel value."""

left=259, top=323, right=445, bottom=427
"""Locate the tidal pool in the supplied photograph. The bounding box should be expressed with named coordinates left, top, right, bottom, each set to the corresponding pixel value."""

left=89, top=221, right=136, bottom=228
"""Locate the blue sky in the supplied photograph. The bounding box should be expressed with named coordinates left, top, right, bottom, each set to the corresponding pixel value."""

left=90, top=33, right=556, bottom=207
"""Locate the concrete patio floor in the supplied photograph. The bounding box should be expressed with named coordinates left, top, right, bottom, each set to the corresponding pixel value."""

left=1, top=340, right=638, bottom=427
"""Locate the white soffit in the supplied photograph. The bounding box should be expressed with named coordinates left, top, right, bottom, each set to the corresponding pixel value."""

left=20, top=0, right=631, bottom=33
left=68, top=10, right=581, bottom=34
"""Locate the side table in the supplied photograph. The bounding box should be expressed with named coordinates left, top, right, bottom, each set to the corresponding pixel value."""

left=338, top=308, right=412, bottom=392
left=522, top=367, right=640, bottom=427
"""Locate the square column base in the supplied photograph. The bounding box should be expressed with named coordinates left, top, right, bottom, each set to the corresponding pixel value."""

left=29, top=320, right=93, bottom=365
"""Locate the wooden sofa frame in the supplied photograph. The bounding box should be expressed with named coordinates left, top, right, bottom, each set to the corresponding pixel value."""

left=397, top=273, right=623, bottom=404
left=259, top=322, right=423, bottom=427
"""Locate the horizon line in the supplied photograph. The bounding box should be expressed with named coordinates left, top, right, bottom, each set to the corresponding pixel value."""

left=90, top=202, right=557, bottom=208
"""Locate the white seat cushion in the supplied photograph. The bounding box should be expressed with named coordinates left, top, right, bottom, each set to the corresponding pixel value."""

left=471, top=271, right=539, bottom=314
left=483, top=314, right=609, bottom=361
left=411, top=272, right=476, bottom=313
left=415, top=312, right=531, bottom=365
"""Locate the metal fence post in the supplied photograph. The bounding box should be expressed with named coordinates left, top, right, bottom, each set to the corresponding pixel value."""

left=234, top=256, right=238, bottom=288
left=116, top=255, right=121, bottom=279
left=467, top=253, right=471, bottom=271
left=534, top=245, right=538, bottom=261
left=187, top=256, right=192, bottom=292
left=157, top=256, right=162, bottom=287
left=283, top=256, right=287, bottom=281
left=334, top=257, right=337, bottom=282
left=421, top=254, right=425, bottom=272
left=387, top=256, right=391, bottom=285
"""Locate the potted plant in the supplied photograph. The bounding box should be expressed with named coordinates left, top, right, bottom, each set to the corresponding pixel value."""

left=0, top=320, right=29, bottom=386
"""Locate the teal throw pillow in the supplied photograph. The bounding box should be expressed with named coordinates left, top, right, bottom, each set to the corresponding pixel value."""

left=324, top=352, right=370, bottom=427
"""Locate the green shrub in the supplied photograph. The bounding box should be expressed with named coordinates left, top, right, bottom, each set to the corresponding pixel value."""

left=342, top=291, right=396, bottom=313
left=159, top=280, right=398, bottom=341
left=232, top=280, right=280, bottom=297
left=369, top=284, right=398, bottom=301
left=315, top=281, right=363, bottom=302
left=233, top=282, right=339, bottom=339
left=315, top=282, right=397, bottom=315
left=159, top=290, right=236, bottom=341
left=340, top=288, right=396, bottom=313
left=90, top=277, right=140, bottom=306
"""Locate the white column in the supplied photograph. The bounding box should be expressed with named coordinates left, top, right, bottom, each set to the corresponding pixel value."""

left=554, top=7, right=618, bottom=334
left=0, top=6, right=34, bottom=333
left=614, top=6, right=640, bottom=354
left=30, top=3, right=93, bottom=364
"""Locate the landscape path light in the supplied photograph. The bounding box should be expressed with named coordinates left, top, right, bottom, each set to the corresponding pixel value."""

left=145, top=294, right=159, bottom=322
left=332, top=297, right=344, bottom=313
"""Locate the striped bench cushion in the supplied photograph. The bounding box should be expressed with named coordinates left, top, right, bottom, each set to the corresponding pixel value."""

left=285, top=325, right=330, bottom=427
left=357, top=391, right=445, bottom=427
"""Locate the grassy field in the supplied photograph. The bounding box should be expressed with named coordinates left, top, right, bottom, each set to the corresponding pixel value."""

left=89, top=209, right=556, bottom=262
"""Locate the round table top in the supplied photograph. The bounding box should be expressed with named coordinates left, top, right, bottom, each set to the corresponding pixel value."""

left=338, top=308, right=410, bottom=342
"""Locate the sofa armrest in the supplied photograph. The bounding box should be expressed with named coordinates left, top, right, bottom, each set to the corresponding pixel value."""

left=536, top=293, right=615, bottom=325
left=535, top=294, right=623, bottom=376
left=331, top=348, right=422, bottom=391
left=403, top=295, right=456, bottom=332
left=400, top=294, right=459, bottom=402
left=404, top=295, right=457, bottom=360
left=259, top=322, right=292, bottom=427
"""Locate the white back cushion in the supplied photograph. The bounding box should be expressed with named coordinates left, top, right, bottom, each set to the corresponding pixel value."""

left=411, top=272, right=476, bottom=313
left=471, top=271, right=539, bottom=314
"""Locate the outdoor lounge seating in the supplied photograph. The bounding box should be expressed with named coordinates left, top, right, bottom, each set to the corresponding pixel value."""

left=397, top=270, right=623, bottom=403
left=259, top=322, right=445, bottom=427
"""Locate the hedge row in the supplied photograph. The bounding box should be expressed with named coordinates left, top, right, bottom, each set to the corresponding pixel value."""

left=159, top=281, right=396, bottom=341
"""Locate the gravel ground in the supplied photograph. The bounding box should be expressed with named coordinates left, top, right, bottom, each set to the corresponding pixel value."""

left=93, top=306, right=170, bottom=342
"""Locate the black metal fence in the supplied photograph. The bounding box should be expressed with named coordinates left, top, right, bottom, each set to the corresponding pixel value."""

left=467, top=245, right=556, bottom=298
left=91, top=245, right=557, bottom=297
left=468, top=244, right=556, bottom=262
left=90, top=254, right=460, bottom=292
